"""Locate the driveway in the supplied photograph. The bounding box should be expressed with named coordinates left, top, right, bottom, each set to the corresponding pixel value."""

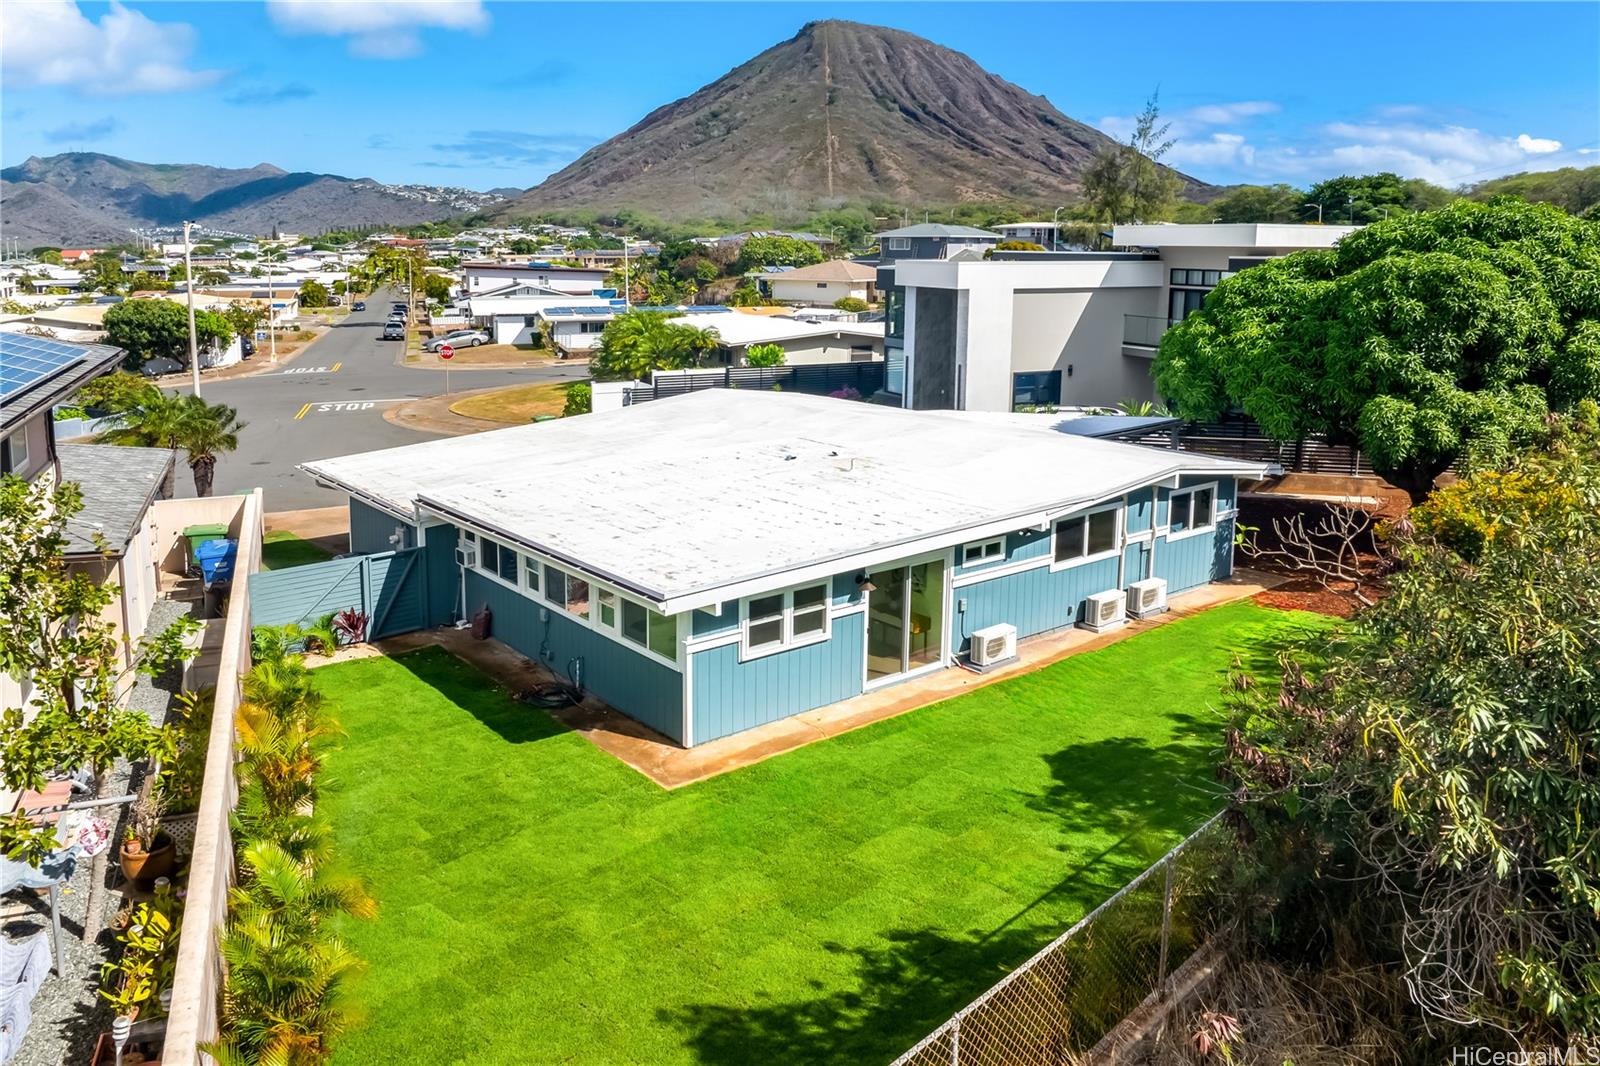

left=169, top=289, right=586, bottom=509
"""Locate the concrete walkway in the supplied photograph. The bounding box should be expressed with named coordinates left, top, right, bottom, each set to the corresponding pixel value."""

left=376, top=568, right=1288, bottom=790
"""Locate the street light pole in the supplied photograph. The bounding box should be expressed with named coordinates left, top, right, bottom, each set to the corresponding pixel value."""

left=1052, top=205, right=1068, bottom=250
left=183, top=220, right=201, bottom=397
left=1303, top=202, right=1324, bottom=224
left=622, top=237, right=632, bottom=310
left=266, top=248, right=277, bottom=364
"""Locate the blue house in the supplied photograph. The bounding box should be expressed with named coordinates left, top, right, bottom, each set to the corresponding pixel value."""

left=302, top=391, right=1268, bottom=748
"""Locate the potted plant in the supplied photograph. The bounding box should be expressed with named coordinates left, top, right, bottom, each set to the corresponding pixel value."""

left=120, top=783, right=175, bottom=883
left=94, top=889, right=178, bottom=1064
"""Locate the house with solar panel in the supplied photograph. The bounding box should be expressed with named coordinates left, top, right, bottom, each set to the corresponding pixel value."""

left=299, top=389, right=1268, bottom=749
left=1, top=332, right=176, bottom=715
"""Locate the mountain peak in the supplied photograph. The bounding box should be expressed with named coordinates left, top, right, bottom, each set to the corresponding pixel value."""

left=504, top=21, right=1205, bottom=222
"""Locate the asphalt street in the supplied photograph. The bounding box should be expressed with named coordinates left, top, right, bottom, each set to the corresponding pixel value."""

left=170, top=289, right=585, bottom=510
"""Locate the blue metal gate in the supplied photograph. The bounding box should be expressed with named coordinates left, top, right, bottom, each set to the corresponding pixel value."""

left=248, top=548, right=427, bottom=639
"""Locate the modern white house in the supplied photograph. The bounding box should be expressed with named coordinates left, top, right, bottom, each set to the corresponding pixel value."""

left=461, top=261, right=611, bottom=297
left=755, top=260, right=879, bottom=305
left=885, top=222, right=1360, bottom=412
left=468, top=288, right=616, bottom=346
left=994, top=222, right=1062, bottom=247
left=669, top=311, right=884, bottom=365
left=300, top=390, right=1267, bottom=748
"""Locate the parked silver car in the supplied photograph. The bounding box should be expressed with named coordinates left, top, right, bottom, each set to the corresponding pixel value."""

left=423, top=329, right=489, bottom=352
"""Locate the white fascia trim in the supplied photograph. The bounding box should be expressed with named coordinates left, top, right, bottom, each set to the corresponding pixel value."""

left=950, top=554, right=1051, bottom=588
left=306, top=468, right=413, bottom=525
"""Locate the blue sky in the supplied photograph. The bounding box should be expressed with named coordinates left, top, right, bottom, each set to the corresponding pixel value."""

left=3, top=1, right=1596, bottom=192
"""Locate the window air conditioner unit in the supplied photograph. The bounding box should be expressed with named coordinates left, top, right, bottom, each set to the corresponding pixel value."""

left=455, top=544, right=477, bottom=569
left=1126, top=577, right=1168, bottom=619
left=969, top=623, right=1017, bottom=668
left=1080, top=590, right=1128, bottom=633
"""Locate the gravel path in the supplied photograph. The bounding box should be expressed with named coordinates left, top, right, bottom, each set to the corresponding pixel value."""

left=6, top=598, right=196, bottom=1066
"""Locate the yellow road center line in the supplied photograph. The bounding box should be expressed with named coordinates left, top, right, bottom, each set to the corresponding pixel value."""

left=294, top=403, right=311, bottom=420
left=330, top=362, right=342, bottom=372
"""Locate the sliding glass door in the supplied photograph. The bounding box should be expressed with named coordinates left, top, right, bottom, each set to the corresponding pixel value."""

left=865, top=559, right=946, bottom=684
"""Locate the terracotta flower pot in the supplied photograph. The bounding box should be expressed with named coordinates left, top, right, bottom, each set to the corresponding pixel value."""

left=121, top=832, right=176, bottom=882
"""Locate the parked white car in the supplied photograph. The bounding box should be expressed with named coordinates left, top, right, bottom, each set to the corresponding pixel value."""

left=423, top=329, right=489, bottom=352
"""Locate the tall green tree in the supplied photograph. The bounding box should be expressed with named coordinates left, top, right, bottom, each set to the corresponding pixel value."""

left=1203, top=183, right=1307, bottom=223
left=733, top=236, right=823, bottom=273
left=1305, top=172, right=1452, bottom=224
left=1126, top=92, right=1181, bottom=222
left=1222, top=405, right=1600, bottom=1039
left=103, top=299, right=233, bottom=370
left=0, top=476, right=196, bottom=932
left=1155, top=198, right=1600, bottom=502
left=298, top=280, right=330, bottom=308
left=589, top=311, right=721, bottom=381
left=98, top=389, right=192, bottom=497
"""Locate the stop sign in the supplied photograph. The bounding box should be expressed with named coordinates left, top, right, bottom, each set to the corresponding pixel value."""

left=438, top=344, right=454, bottom=360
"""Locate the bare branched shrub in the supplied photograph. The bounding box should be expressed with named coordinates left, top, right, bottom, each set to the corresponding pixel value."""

left=1236, top=499, right=1389, bottom=605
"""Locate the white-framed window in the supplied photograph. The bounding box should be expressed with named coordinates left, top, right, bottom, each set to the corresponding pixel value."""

left=1167, top=484, right=1217, bottom=539
left=1052, top=503, right=1122, bottom=569
left=887, top=237, right=911, bottom=251
left=740, top=582, right=831, bottom=659
left=474, top=537, right=518, bottom=585
left=522, top=556, right=541, bottom=594
left=621, top=599, right=677, bottom=662
left=596, top=588, right=618, bottom=630
left=960, top=538, right=1004, bottom=567
left=5, top=429, right=29, bottom=474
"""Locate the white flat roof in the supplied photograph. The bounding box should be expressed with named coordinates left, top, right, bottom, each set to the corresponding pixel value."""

left=303, top=391, right=1268, bottom=614
left=673, top=314, right=884, bottom=347
left=1112, top=222, right=1360, bottom=250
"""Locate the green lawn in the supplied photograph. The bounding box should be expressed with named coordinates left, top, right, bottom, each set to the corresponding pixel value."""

left=259, top=530, right=334, bottom=571
left=317, top=601, right=1330, bottom=1066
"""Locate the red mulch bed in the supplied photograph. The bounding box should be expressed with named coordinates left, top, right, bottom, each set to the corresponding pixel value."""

left=1253, top=578, right=1375, bottom=619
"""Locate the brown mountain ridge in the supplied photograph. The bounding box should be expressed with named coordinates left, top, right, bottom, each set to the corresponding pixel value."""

left=504, top=20, right=1209, bottom=222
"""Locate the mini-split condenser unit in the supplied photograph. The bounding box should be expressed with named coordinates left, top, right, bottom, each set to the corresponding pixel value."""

left=969, top=623, right=1018, bottom=667
left=1126, top=577, right=1169, bottom=619
left=1080, top=590, right=1128, bottom=633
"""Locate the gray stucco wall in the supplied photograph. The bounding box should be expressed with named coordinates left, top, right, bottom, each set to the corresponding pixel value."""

left=910, top=287, right=958, bottom=409
left=1010, top=289, right=1159, bottom=408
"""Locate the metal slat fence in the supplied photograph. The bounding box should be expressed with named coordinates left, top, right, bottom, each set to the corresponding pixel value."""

left=889, top=814, right=1230, bottom=1066
left=630, top=361, right=886, bottom=402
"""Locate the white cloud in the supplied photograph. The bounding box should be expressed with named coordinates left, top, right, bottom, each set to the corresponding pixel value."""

left=1185, top=101, right=1280, bottom=125
left=1099, top=100, right=1279, bottom=143
left=266, top=0, right=488, bottom=59
left=1167, top=132, right=1256, bottom=170
left=0, top=0, right=222, bottom=95
left=1517, top=133, right=1562, bottom=154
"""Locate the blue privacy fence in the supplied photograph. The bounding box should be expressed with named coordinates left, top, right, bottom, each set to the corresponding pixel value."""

left=248, top=548, right=429, bottom=639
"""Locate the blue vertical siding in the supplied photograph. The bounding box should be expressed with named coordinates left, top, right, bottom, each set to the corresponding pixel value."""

left=956, top=555, right=1121, bottom=652
left=1122, top=541, right=1147, bottom=584
left=420, top=522, right=459, bottom=626
left=1154, top=519, right=1234, bottom=594
left=692, top=604, right=739, bottom=637
left=464, top=570, right=683, bottom=742
left=349, top=498, right=413, bottom=554
left=1125, top=488, right=1154, bottom=533
left=691, top=611, right=865, bottom=744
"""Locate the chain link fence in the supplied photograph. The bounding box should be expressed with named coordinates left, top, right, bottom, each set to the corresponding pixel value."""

left=890, top=814, right=1231, bottom=1066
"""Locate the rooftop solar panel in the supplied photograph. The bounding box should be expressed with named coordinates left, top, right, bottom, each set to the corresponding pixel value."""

left=0, top=333, right=123, bottom=421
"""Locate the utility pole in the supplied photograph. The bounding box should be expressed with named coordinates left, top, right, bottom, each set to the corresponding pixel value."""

left=183, top=220, right=201, bottom=397
left=622, top=237, right=632, bottom=310
left=266, top=248, right=277, bottom=364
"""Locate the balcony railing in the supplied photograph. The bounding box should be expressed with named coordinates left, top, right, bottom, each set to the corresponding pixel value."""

left=1123, top=314, right=1173, bottom=348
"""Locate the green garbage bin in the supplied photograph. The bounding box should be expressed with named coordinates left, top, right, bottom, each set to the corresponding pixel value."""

left=182, top=523, right=229, bottom=568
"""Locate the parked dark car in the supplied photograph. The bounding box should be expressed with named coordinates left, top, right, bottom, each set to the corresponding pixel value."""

left=352, top=301, right=366, bottom=311
left=382, top=323, right=405, bottom=340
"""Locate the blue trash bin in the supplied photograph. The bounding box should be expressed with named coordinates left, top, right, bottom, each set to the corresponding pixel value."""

left=194, top=538, right=238, bottom=588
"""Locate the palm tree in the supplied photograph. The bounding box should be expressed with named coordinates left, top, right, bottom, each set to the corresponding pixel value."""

left=175, top=397, right=245, bottom=498
left=98, top=387, right=190, bottom=498
left=206, top=840, right=373, bottom=1066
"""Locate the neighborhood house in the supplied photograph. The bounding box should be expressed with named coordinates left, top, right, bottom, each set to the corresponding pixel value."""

left=302, top=391, right=1265, bottom=748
